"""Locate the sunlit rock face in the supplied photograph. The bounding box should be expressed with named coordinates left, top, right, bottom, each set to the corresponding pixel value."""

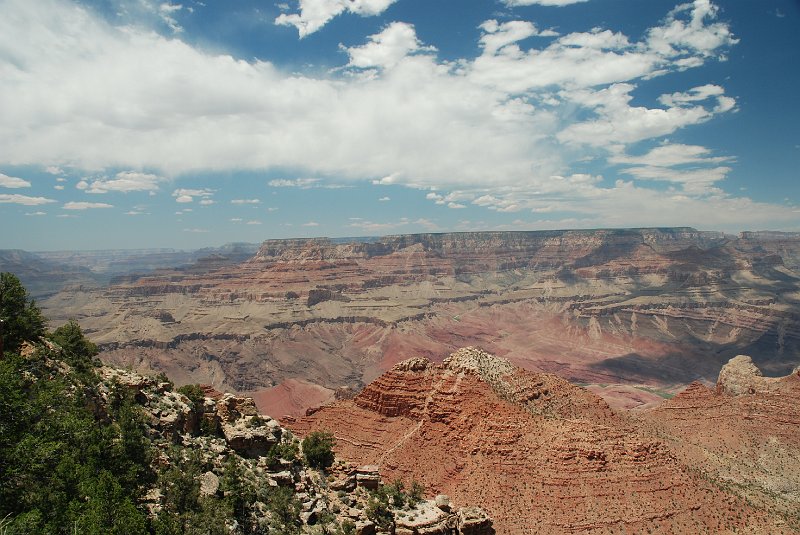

left=39, top=228, right=800, bottom=415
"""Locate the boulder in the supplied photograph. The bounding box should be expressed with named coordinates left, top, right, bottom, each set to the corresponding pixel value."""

left=456, top=506, right=494, bottom=535
left=199, top=471, right=219, bottom=497
left=435, top=494, right=451, bottom=512
left=717, top=355, right=767, bottom=396
left=355, top=465, right=381, bottom=490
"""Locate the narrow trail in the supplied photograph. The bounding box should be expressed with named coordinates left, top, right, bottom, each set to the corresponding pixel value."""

left=378, top=370, right=452, bottom=464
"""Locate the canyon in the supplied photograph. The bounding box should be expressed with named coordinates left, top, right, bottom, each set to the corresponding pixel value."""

left=29, top=227, right=800, bottom=416
left=289, top=347, right=800, bottom=534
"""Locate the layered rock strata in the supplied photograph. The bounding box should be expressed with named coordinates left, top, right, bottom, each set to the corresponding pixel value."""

left=289, top=347, right=793, bottom=534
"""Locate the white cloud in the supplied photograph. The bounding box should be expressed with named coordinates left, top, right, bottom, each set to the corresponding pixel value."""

left=0, top=173, right=31, bottom=188
left=183, top=227, right=208, bottom=233
left=268, top=178, right=320, bottom=188
left=378, top=196, right=390, bottom=201
left=348, top=217, right=440, bottom=233
left=172, top=188, right=214, bottom=203
left=25, top=211, right=46, bottom=216
left=45, top=166, right=63, bottom=175
left=0, top=193, right=55, bottom=205
left=276, top=0, right=397, bottom=38
left=609, top=143, right=732, bottom=167
left=479, top=20, right=540, bottom=56
left=1, top=0, right=787, bottom=231
left=199, top=199, right=215, bottom=205
left=345, top=22, right=435, bottom=70
left=557, top=83, right=734, bottom=146
left=658, top=83, right=723, bottom=106
left=230, top=217, right=243, bottom=222
left=79, top=171, right=161, bottom=193
left=231, top=198, right=261, bottom=204
left=246, top=220, right=262, bottom=225
left=63, top=201, right=113, bottom=209
left=647, top=0, right=738, bottom=58
left=448, top=202, right=466, bottom=209
left=302, top=221, right=320, bottom=227
left=54, top=185, right=64, bottom=190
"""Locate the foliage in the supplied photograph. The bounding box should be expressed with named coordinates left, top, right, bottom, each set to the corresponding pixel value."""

left=266, top=438, right=300, bottom=469
left=176, top=383, right=206, bottom=407
left=49, top=319, right=99, bottom=372
left=302, top=430, right=336, bottom=469
left=0, top=272, right=45, bottom=354
left=0, top=277, right=324, bottom=535
left=265, top=486, right=302, bottom=534
left=0, top=350, right=151, bottom=534
left=365, top=491, right=394, bottom=530
left=409, top=480, right=425, bottom=506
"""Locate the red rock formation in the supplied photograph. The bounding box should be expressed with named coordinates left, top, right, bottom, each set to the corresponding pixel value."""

left=639, top=355, right=800, bottom=524
left=42, top=228, right=800, bottom=415
left=289, top=348, right=793, bottom=534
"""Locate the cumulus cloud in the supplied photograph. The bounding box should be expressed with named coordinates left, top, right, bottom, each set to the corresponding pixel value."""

left=231, top=198, right=261, bottom=204
left=63, top=201, right=113, bottom=210
left=0, top=193, right=56, bottom=205
left=0, top=0, right=787, bottom=230
left=276, top=0, right=397, bottom=37
left=0, top=173, right=31, bottom=188
left=557, top=83, right=734, bottom=146
left=77, top=171, right=161, bottom=193
left=302, top=221, right=320, bottom=227
left=345, top=22, right=435, bottom=70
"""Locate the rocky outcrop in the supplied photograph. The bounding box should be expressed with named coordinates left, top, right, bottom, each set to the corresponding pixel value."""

left=214, top=394, right=282, bottom=457
left=640, top=356, right=800, bottom=525
left=290, top=348, right=791, bottom=534
left=90, top=360, right=496, bottom=534
left=716, top=354, right=778, bottom=395
left=42, top=228, right=800, bottom=415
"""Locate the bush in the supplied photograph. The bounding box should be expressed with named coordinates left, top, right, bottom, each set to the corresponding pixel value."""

left=302, top=431, right=335, bottom=469
left=177, top=384, right=206, bottom=407
left=49, top=319, right=99, bottom=372
left=0, top=272, right=46, bottom=354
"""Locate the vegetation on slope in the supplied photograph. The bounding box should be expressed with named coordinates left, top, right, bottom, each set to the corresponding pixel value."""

left=0, top=273, right=347, bottom=534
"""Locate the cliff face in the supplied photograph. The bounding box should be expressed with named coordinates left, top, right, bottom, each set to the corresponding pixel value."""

left=289, top=347, right=794, bottom=534
left=40, top=228, right=800, bottom=415
left=639, top=355, right=800, bottom=522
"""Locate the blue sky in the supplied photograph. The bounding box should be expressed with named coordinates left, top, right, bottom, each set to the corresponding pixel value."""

left=0, top=0, right=798, bottom=251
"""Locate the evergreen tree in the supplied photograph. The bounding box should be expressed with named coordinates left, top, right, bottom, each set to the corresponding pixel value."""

left=0, top=272, right=45, bottom=354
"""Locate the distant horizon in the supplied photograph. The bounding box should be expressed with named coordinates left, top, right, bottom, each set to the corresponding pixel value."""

left=5, top=225, right=796, bottom=254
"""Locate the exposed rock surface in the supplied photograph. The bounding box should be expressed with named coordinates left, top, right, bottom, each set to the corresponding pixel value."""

left=90, top=359, right=496, bottom=534
left=38, top=228, right=800, bottom=415
left=290, top=348, right=794, bottom=534
left=640, top=355, right=800, bottom=524
left=716, top=354, right=778, bottom=395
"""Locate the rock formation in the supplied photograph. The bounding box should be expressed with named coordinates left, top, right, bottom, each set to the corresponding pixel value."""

left=289, top=347, right=794, bottom=534
left=36, top=228, right=800, bottom=415
left=640, top=354, right=800, bottom=522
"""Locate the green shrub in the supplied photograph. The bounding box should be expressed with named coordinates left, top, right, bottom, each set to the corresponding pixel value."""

left=302, top=431, right=335, bottom=469
left=177, top=384, right=205, bottom=407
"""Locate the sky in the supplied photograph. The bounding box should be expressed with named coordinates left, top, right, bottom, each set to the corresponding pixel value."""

left=0, top=0, right=798, bottom=251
